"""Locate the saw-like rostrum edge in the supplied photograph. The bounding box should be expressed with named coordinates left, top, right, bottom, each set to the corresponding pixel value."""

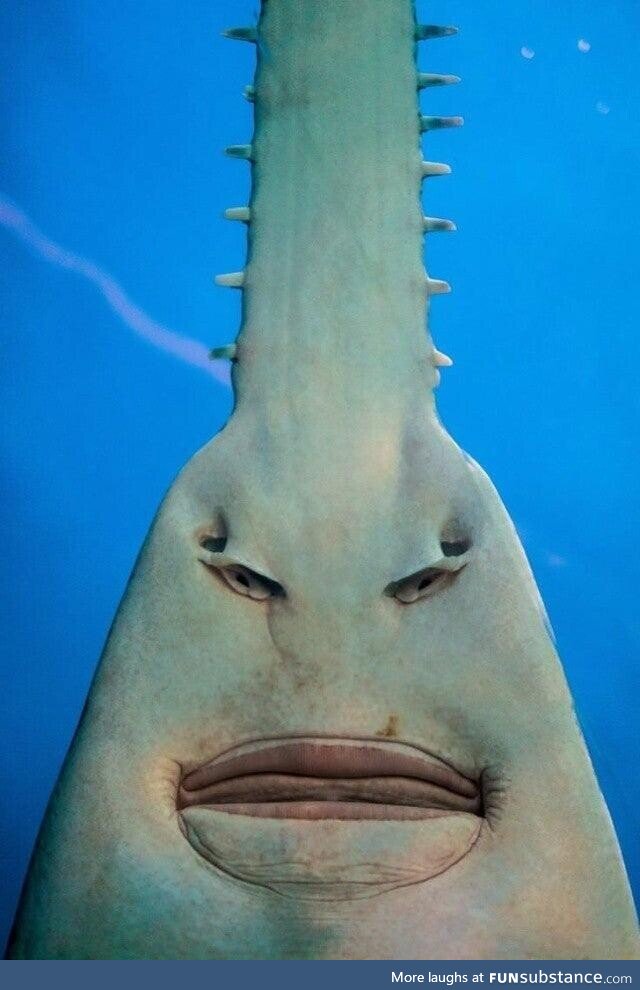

left=215, top=0, right=463, bottom=409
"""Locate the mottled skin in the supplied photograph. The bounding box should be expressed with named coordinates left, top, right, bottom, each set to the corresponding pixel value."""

left=8, top=0, right=638, bottom=960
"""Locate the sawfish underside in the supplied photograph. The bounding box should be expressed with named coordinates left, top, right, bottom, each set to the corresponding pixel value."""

left=8, top=0, right=638, bottom=960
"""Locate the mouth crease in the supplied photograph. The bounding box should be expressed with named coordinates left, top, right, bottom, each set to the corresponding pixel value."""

left=178, top=738, right=484, bottom=821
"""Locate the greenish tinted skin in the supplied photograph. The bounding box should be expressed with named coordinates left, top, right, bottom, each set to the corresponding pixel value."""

left=8, top=0, right=639, bottom=960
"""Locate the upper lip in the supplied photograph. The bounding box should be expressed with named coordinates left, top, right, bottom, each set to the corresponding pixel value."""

left=179, top=738, right=482, bottom=818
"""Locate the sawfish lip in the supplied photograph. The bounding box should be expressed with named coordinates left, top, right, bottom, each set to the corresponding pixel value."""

left=178, top=737, right=482, bottom=821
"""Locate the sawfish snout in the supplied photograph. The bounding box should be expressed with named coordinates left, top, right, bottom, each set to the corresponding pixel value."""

left=177, top=739, right=484, bottom=900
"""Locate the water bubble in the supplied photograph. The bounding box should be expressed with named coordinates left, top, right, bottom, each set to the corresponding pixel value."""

left=596, top=100, right=610, bottom=115
left=577, top=39, right=591, bottom=53
left=520, top=46, right=535, bottom=60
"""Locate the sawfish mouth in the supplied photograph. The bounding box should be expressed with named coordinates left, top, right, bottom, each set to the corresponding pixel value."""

left=178, top=737, right=482, bottom=820
left=177, top=739, right=484, bottom=899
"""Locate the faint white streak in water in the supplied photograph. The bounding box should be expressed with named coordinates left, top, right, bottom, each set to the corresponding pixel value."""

left=577, top=39, right=591, bottom=53
left=0, top=194, right=232, bottom=387
left=520, top=46, right=535, bottom=60
left=596, top=101, right=610, bottom=115
left=547, top=553, right=568, bottom=569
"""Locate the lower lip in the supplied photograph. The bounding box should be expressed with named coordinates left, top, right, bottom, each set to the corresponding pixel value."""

left=179, top=803, right=483, bottom=900
left=199, top=801, right=458, bottom=821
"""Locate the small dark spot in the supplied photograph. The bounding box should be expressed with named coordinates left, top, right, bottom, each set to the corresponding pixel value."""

left=200, top=535, right=227, bottom=553
left=441, top=539, right=470, bottom=557
left=376, top=714, right=399, bottom=739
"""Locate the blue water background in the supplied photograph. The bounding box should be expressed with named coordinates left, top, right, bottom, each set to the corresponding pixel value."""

left=1, top=0, right=638, bottom=945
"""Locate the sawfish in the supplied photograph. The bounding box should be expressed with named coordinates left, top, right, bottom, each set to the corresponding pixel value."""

left=8, top=0, right=638, bottom=960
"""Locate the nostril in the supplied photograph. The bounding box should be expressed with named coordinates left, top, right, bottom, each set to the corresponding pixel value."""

left=387, top=567, right=452, bottom=604
left=418, top=573, right=438, bottom=591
